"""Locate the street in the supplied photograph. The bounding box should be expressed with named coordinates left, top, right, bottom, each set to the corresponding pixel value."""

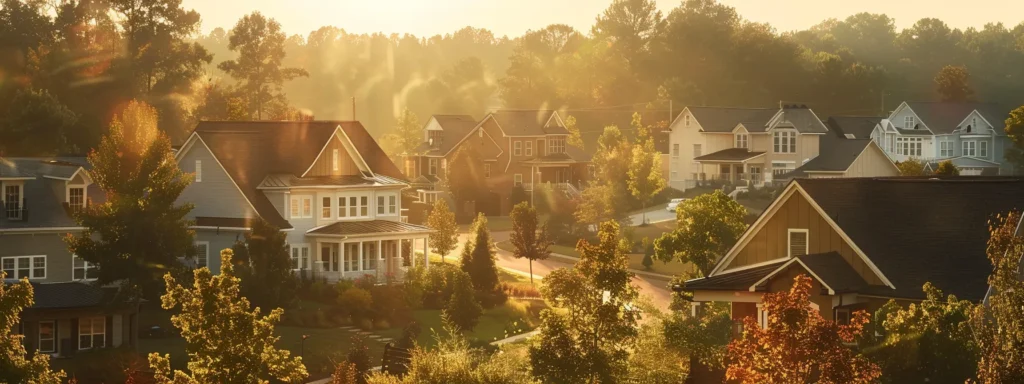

left=627, top=205, right=677, bottom=226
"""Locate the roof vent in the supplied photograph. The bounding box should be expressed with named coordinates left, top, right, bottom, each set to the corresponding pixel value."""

left=844, top=134, right=856, bottom=139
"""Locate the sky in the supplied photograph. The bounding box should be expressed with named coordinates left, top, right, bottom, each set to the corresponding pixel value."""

left=183, top=0, right=1023, bottom=38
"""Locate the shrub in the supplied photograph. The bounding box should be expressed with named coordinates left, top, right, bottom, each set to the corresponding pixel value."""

left=347, top=334, right=371, bottom=384
left=338, top=287, right=374, bottom=321
left=358, top=318, right=374, bottom=331
left=445, top=272, right=483, bottom=331
left=422, top=264, right=460, bottom=309
left=397, top=321, right=422, bottom=349
left=475, top=289, right=509, bottom=310
left=354, top=274, right=377, bottom=290
left=335, top=279, right=355, bottom=298
left=500, top=282, right=542, bottom=299
left=329, top=361, right=359, bottom=384
left=370, top=284, right=413, bottom=326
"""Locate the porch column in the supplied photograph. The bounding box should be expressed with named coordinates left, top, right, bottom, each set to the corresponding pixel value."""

left=531, top=165, right=536, bottom=205
left=423, top=237, right=430, bottom=268
left=377, top=240, right=383, bottom=275
left=357, top=241, right=363, bottom=272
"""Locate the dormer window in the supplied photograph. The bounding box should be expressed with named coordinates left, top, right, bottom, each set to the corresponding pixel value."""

left=68, top=187, right=85, bottom=211
left=735, top=134, right=748, bottom=149
left=903, top=116, right=915, bottom=129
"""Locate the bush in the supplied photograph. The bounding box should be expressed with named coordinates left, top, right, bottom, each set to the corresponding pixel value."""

left=358, top=318, right=374, bottom=331
left=510, top=186, right=528, bottom=208
left=401, top=266, right=426, bottom=309
left=354, top=274, right=377, bottom=290
left=338, top=287, right=374, bottom=321
left=370, top=284, right=413, bottom=326
left=397, top=321, right=422, bottom=349
left=347, top=334, right=371, bottom=384
left=445, top=272, right=483, bottom=331
left=500, top=282, right=542, bottom=299
left=422, top=264, right=461, bottom=309
left=475, top=289, right=508, bottom=309
left=335, top=279, right=355, bottom=298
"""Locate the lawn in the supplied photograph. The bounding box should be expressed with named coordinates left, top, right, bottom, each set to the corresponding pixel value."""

left=379, top=298, right=547, bottom=349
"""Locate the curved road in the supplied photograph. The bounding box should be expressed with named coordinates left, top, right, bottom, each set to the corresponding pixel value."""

left=451, top=230, right=674, bottom=311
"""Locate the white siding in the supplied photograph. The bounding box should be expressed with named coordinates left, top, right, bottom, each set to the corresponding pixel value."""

left=668, top=109, right=707, bottom=191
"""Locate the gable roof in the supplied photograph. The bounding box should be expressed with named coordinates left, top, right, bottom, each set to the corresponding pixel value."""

left=490, top=110, right=565, bottom=136
left=190, top=121, right=405, bottom=229
left=685, top=107, right=777, bottom=132
left=783, top=138, right=875, bottom=178
left=417, top=115, right=478, bottom=156
left=827, top=116, right=882, bottom=139
left=904, top=101, right=1007, bottom=134
left=770, top=107, right=830, bottom=134
left=0, top=157, right=104, bottom=230
left=795, top=177, right=1024, bottom=301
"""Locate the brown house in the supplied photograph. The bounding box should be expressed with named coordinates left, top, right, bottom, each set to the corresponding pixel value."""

left=684, top=177, right=1024, bottom=331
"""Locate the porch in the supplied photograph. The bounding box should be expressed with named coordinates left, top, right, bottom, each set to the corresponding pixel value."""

left=303, top=220, right=434, bottom=283
left=692, top=148, right=767, bottom=188
left=520, top=157, right=585, bottom=199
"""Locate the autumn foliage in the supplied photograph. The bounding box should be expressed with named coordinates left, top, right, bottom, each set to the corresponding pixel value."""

left=725, top=274, right=881, bottom=384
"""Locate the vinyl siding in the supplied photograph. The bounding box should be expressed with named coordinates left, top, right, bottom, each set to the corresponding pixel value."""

left=841, top=144, right=899, bottom=178
left=195, top=229, right=245, bottom=275
left=725, top=191, right=884, bottom=286
left=177, top=141, right=257, bottom=219
left=306, top=135, right=361, bottom=177
left=0, top=232, right=76, bottom=283
left=667, top=109, right=707, bottom=190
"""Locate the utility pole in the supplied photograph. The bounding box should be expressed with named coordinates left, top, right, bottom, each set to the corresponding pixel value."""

left=351, top=97, right=356, bottom=120
left=880, top=91, right=886, bottom=117
left=669, top=100, right=673, bottom=124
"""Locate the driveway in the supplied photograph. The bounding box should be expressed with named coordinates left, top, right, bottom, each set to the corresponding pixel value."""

left=448, top=230, right=673, bottom=311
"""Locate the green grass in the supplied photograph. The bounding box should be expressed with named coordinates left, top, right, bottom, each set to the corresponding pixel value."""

left=380, top=299, right=547, bottom=348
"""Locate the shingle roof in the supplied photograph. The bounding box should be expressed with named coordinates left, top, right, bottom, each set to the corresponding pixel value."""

left=794, top=252, right=871, bottom=293
left=684, top=260, right=787, bottom=291
left=693, top=148, right=766, bottom=162
left=924, top=156, right=1001, bottom=171
left=490, top=110, right=563, bottom=136
left=784, top=139, right=872, bottom=178
left=193, top=121, right=406, bottom=229
left=194, top=217, right=261, bottom=228
left=795, top=177, right=1024, bottom=301
left=257, top=174, right=405, bottom=189
left=773, top=108, right=830, bottom=133
left=904, top=101, right=1007, bottom=134
left=0, top=157, right=104, bottom=230
left=827, top=116, right=882, bottom=139
left=417, top=115, right=478, bottom=156
left=306, top=220, right=433, bottom=236
left=29, top=282, right=120, bottom=310
left=687, top=107, right=777, bottom=132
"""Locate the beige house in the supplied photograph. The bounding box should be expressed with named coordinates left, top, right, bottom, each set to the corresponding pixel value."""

left=781, top=117, right=900, bottom=180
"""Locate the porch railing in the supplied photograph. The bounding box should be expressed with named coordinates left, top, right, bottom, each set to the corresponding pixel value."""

left=692, top=173, right=763, bottom=187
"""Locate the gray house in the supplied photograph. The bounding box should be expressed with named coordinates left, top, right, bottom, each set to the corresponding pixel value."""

left=174, top=121, right=434, bottom=282
left=0, top=157, right=135, bottom=357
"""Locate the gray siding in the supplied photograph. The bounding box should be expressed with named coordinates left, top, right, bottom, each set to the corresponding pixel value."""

left=195, top=229, right=246, bottom=275
left=0, top=232, right=75, bottom=283
left=177, top=141, right=258, bottom=219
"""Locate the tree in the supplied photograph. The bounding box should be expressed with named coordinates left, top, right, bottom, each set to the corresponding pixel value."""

left=1003, top=106, right=1024, bottom=170
left=726, top=274, right=881, bottom=383
left=654, top=190, right=746, bottom=277
left=148, top=249, right=308, bottom=384
left=565, top=115, right=584, bottom=149
left=970, top=210, right=1024, bottom=383
left=664, top=302, right=733, bottom=369
left=426, top=199, right=458, bottom=263
left=592, top=0, right=664, bottom=67
left=218, top=12, right=308, bottom=119
left=0, top=88, right=78, bottom=156
left=460, top=214, right=500, bottom=298
left=871, top=283, right=978, bottom=383
left=934, top=160, right=960, bottom=175
left=66, top=100, right=195, bottom=302
left=627, top=112, right=666, bottom=224
left=395, top=108, right=422, bottom=156
left=110, top=0, right=211, bottom=94
left=509, top=202, right=552, bottom=285
left=446, top=146, right=489, bottom=208
left=576, top=125, right=634, bottom=225
left=0, top=275, right=66, bottom=384
left=896, top=158, right=927, bottom=176
left=232, top=218, right=297, bottom=311
left=934, top=65, right=975, bottom=102
left=445, top=272, right=483, bottom=332
left=530, top=221, right=640, bottom=383
left=347, top=334, right=372, bottom=384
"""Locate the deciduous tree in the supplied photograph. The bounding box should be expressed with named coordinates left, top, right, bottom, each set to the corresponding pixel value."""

left=725, top=274, right=881, bottom=384
left=1003, top=106, right=1024, bottom=169
left=149, top=249, right=308, bottom=384
left=970, top=210, right=1024, bottom=383
left=896, top=157, right=927, bottom=176
left=576, top=125, right=634, bottom=225
left=0, top=88, right=78, bottom=156
left=509, top=202, right=551, bottom=285
left=934, top=65, right=975, bottom=102
left=426, top=199, right=458, bottom=263
left=934, top=160, right=960, bottom=175
left=564, top=115, right=584, bottom=149
left=664, top=301, right=732, bottom=369
left=627, top=112, right=666, bottom=224
left=218, top=12, right=308, bottom=119
left=0, top=275, right=66, bottom=384
left=654, top=190, right=746, bottom=277
left=395, top=107, right=423, bottom=156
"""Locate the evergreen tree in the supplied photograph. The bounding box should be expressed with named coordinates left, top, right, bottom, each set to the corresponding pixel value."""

left=234, top=218, right=297, bottom=311
left=460, top=214, right=499, bottom=295
left=0, top=275, right=66, bottom=384
left=509, top=202, right=551, bottom=285
left=66, top=100, right=196, bottom=302
left=445, top=272, right=483, bottom=332
left=426, top=199, right=459, bottom=263
left=218, top=12, right=308, bottom=119
left=149, top=249, right=308, bottom=383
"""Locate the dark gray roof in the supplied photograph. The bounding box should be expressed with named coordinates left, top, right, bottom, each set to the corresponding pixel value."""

left=784, top=139, right=873, bottom=178
left=773, top=108, right=830, bottom=134
left=904, top=101, right=1007, bottom=134
left=490, top=110, right=564, bottom=136
left=687, top=107, right=777, bottom=132
left=827, top=116, right=881, bottom=139
left=693, top=148, right=765, bottom=162
left=416, top=115, right=478, bottom=156
left=923, top=157, right=1001, bottom=170
left=684, top=260, right=786, bottom=291
left=307, top=220, right=433, bottom=236
left=795, top=252, right=871, bottom=294
left=0, top=157, right=104, bottom=230
left=28, top=282, right=119, bottom=310
left=795, top=177, right=1024, bottom=301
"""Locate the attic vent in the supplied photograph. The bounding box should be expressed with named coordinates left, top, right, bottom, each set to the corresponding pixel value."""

left=844, top=134, right=856, bottom=139
left=788, top=230, right=808, bottom=257
left=966, top=125, right=972, bottom=133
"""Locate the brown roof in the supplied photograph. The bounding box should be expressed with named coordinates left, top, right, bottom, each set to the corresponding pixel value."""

left=307, top=220, right=433, bottom=237
left=417, top=115, right=478, bottom=156
left=193, top=121, right=406, bottom=229
left=684, top=260, right=786, bottom=291
left=490, top=110, right=563, bottom=136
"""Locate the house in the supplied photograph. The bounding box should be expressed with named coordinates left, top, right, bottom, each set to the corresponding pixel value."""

left=402, top=114, right=483, bottom=206
left=683, top=177, right=1024, bottom=330
left=174, top=121, right=434, bottom=282
left=780, top=117, right=900, bottom=180
left=1, top=157, right=135, bottom=357
left=667, top=105, right=829, bottom=191
left=873, top=101, right=1013, bottom=175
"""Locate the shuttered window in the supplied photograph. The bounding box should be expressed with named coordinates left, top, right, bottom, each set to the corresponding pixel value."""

left=788, top=229, right=808, bottom=257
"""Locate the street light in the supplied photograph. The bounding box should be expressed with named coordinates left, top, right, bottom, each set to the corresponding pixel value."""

left=300, top=334, right=310, bottom=358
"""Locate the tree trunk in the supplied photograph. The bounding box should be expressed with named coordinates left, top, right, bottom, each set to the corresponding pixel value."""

left=529, top=259, right=534, bottom=286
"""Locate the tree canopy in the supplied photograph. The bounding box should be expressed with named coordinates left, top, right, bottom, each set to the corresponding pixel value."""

left=654, top=190, right=747, bottom=277
left=509, top=202, right=552, bottom=285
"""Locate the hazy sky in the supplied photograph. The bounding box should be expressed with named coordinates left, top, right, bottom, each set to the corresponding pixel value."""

left=183, top=0, right=1022, bottom=38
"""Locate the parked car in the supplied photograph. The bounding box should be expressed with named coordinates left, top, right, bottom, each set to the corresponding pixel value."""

left=666, top=198, right=687, bottom=212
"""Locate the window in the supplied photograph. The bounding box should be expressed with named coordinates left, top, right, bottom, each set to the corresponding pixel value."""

left=904, top=116, right=915, bottom=129
left=773, top=131, right=796, bottom=153
left=290, top=196, right=312, bottom=219
left=388, top=195, right=397, bottom=214
left=772, top=162, right=793, bottom=177
left=788, top=229, right=808, bottom=257
left=524, top=141, right=533, bottom=156
left=65, top=187, right=85, bottom=211
left=963, top=140, right=977, bottom=157
left=514, top=141, right=522, bottom=156
left=377, top=195, right=390, bottom=215
left=78, top=317, right=105, bottom=350
left=338, top=196, right=348, bottom=218
left=321, top=197, right=332, bottom=219
left=980, top=141, right=989, bottom=158
left=344, top=243, right=359, bottom=272
left=896, top=137, right=923, bottom=157
left=886, top=136, right=893, bottom=153
left=73, top=255, right=97, bottom=281
left=684, top=114, right=690, bottom=127
left=939, top=141, right=954, bottom=158
left=548, top=137, right=566, bottom=154
left=672, top=144, right=679, bottom=158
left=514, top=174, right=523, bottom=187
left=428, top=158, right=438, bottom=175
left=4, top=183, right=22, bottom=220
left=290, top=244, right=310, bottom=270
left=38, top=321, right=55, bottom=353
left=1, top=256, right=45, bottom=279
left=194, top=242, right=209, bottom=268
left=360, top=196, right=368, bottom=216
left=484, top=164, right=491, bottom=178
left=835, top=308, right=851, bottom=326
left=349, top=196, right=358, bottom=216
left=671, top=170, right=677, bottom=180
left=478, top=129, right=483, bottom=138
left=693, top=144, right=702, bottom=157
left=332, top=149, right=340, bottom=171
left=195, top=160, right=202, bottom=182
left=735, top=134, right=748, bottom=149
left=362, top=242, right=377, bottom=270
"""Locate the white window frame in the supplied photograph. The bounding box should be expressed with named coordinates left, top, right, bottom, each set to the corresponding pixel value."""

left=340, top=194, right=370, bottom=219
left=773, top=131, right=796, bottom=154
left=735, top=134, right=748, bottom=149
left=38, top=320, right=55, bottom=353
left=377, top=195, right=387, bottom=215
left=548, top=137, right=566, bottom=154
left=72, top=255, right=97, bottom=281
left=195, top=160, right=202, bottom=182
left=4, top=183, right=23, bottom=220
left=835, top=308, right=851, bottom=326
left=963, top=140, right=976, bottom=157
left=388, top=195, right=397, bottom=215
left=332, top=149, right=340, bottom=171
left=771, top=162, right=793, bottom=177
left=514, top=174, right=523, bottom=187
left=684, top=114, right=691, bottom=127
left=343, top=243, right=359, bottom=272
left=290, top=243, right=310, bottom=271
left=321, top=196, right=332, bottom=219
left=290, top=195, right=313, bottom=219
left=939, top=141, right=953, bottom=158
left=1, top=255, right=46, bottom=280
left=78, top=317, right=105, bottom=350
left=524, top=140, right=533, bottom=157
left=693, top=144, right=702, bottom=157
left=514, top=141, right=522, bottom=156
left=194, top=241, right=209, bottom=269
left=428, top=158, right=438, bottom=176
left=338, top=196, right=348, bottom=218
left=67, top=185, right=87, bottom=210
left=904, top=116, right=915, bottom=129
left=787, top=229, right=809, bottom=257
left=362, top=242, right=378, bottom=271
left=672, top=144, right=679, bottom=158
left=979, top=140, right=989, bottom=158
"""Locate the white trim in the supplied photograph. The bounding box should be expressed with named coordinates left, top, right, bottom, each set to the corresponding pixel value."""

left=77, top=316, right=105, bottom=350
left=0, top=177, right=33, bottom=181
left=301, top=126, right=374, bottom=177
left=954, top=110, right=996, bottom=134
left=194, top=241, right=210, bottom=269
left=787, top=228, right=809, bottom=257
left=190, top=225, right=252, bottom=231
left=748, top=257, right=837, bottom=295
left=887, top=102, right=934, bottom=134
left=38, top=320, right=56, bottom=353
left=289, top=243, right=311, bottom=271
left=717, top=258, right=789, bottom=275
left=174, top=135, right=262, bottom=220
left=41, top=167, right=90, bottom=182
left=0, top=255, right=46, bottom=280
left=72, top=254, right=97, bottom=281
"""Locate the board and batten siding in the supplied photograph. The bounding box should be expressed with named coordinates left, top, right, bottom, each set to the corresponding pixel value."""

left=306, top=135, right=361, bottom=177
left=1, top=233, right=76, bottom=283
left=177, top=141, right=257, bottom=219
left=726, top=191, right=884, bottom=286
left=841, top=143, right=898, bottom=178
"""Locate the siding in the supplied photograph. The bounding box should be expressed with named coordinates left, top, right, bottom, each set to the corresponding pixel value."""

left=195, top=229, right=245, bottom=274
left=842, top=144, right=899, bottom=178
left=177, top=141, right=257, bottom=219
left=667, top=109, right=707, bottom=190
left=306, top=135, right=361, bottom=177
left=1, top=232, right=76, bottom=283
left=727, top=191, right=883, bottom=285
